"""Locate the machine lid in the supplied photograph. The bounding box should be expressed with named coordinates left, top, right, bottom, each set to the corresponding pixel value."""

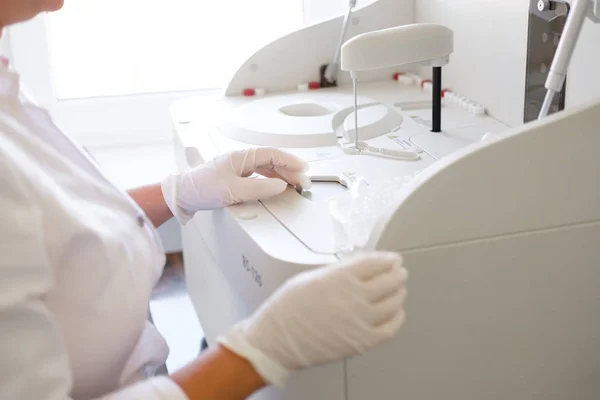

left=260, top=186, right=342, bottom=255
left=259, top=153, right=434, bottom=255
left=259, top=156, right=372, bottom=255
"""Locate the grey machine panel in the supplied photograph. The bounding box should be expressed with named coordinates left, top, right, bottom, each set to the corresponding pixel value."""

left=524, top=0, right=568, bottom=122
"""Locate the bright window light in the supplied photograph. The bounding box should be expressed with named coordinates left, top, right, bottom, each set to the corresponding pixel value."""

left=46, top=0, right=304, bottom=99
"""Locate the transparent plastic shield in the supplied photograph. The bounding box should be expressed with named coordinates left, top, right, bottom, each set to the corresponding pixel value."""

left=328, top=172, right=420, bottom=253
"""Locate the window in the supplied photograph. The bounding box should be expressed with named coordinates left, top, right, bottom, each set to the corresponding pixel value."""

left=46, top=0, right=305, bottom=99
left=8, top=0, right=347, bottom=146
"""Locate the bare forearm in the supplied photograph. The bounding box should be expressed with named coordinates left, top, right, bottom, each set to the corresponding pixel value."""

left=127, top=183, right=173, bottom=228
left=171, top=344, right=266, bottom=400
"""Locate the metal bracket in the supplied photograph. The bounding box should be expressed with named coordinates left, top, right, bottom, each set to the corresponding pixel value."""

left=524, top=0, right=569, bottom=122
left=554, top=0, right=600, bottom=22
left=308, top=174, right=351, bottom=188
left=592, top=0, right=600, bottom=21
left=295, top=173, right=363, bottom=194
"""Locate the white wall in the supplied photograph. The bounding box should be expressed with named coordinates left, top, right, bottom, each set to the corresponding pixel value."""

left=416, top=0, right=600, bottom=127
left=304, top=0, right=347, bottom=23
left=226, top=0, right=414, bottom=95
left=303, top=0, right=379, bottom=24
left=566, top=18, right=600, bottom=110
left=416, top=0, right=530, bottom=127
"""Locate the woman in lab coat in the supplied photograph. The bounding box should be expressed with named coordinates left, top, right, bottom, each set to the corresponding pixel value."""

left=0, top=1, right=408, bottom=400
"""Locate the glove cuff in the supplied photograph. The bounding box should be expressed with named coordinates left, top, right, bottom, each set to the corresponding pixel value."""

left=160, top=173, right=196, bottom=226
left=217, top=323, right=290, bottom=388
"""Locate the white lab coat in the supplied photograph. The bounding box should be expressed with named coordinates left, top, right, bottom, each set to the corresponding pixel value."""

left=0, top=66, right=188, bottom=399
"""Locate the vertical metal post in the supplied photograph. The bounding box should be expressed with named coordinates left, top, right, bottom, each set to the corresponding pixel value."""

left=432, top=66, right=442, bottom=132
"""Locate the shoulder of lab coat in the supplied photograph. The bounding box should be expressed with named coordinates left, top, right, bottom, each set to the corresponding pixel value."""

left=0, top=134, right=188, bottom=400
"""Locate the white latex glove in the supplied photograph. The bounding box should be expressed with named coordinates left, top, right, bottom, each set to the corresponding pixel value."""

left=217, top=252, right=407, bottom=387
left=161, top=147, right=311, bottom=224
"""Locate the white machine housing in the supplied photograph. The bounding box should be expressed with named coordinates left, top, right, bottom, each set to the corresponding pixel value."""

left=170, top=0, right=600, bottom=398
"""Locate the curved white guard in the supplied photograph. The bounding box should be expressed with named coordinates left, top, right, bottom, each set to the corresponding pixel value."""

left=219, top=92, right=400, bottom=148
left=350, top=98, right=600, bottom=400
left=342, top=104, right=403, bottom=142
left=369, top=98, right=600, bottom=251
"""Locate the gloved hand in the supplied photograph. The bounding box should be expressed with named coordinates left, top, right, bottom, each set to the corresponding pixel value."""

left=161, top=147, right=311, bottom=224
left=217, top=252, right=407, bottom=387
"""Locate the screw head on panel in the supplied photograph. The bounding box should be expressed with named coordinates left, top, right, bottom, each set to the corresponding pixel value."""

left=538, top=0, right=551, bottom=12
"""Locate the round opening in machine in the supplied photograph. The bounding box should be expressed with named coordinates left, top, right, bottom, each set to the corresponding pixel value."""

left=279, top=102, right=335, bottom=117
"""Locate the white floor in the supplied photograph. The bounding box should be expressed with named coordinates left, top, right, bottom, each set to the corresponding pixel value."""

left=150, top=281, right=203, bottom=372
left=90, top=143, right=204, bottom=373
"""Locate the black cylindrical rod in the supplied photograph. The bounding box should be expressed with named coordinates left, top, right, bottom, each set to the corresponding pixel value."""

left=432, top=66, right=442, bottom=132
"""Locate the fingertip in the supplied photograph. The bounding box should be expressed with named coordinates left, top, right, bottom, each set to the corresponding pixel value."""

left=377, top=252, right=404, bottom=272
left=269, top=177, right=288, bottom=192
left=375, top=309, right=406, bottom=340
left=300, top=160, right=310, bottom=172
left=399, top=266, right=408, bottom=282
left=347, top=252, right=395, bottom=280
left=380, top=251, right=403, bottom=264
left=373, top=251, right=403, bottom=267
left=298, top=174, right=311, bottom=189
left=369, top=286, right=406, bottom=326
left=252, top=147, right=304, bottom=172
left=237, top=176, right=288, bottom=201
left=274, top=170, right=311, bottom=190
left=396, top=309, right=407, bottom=330
left=398, top=286, right=407, bottom=304
left=386, top=265, right=408, bottom=288
left=277, top=149, right=310, bottom=172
